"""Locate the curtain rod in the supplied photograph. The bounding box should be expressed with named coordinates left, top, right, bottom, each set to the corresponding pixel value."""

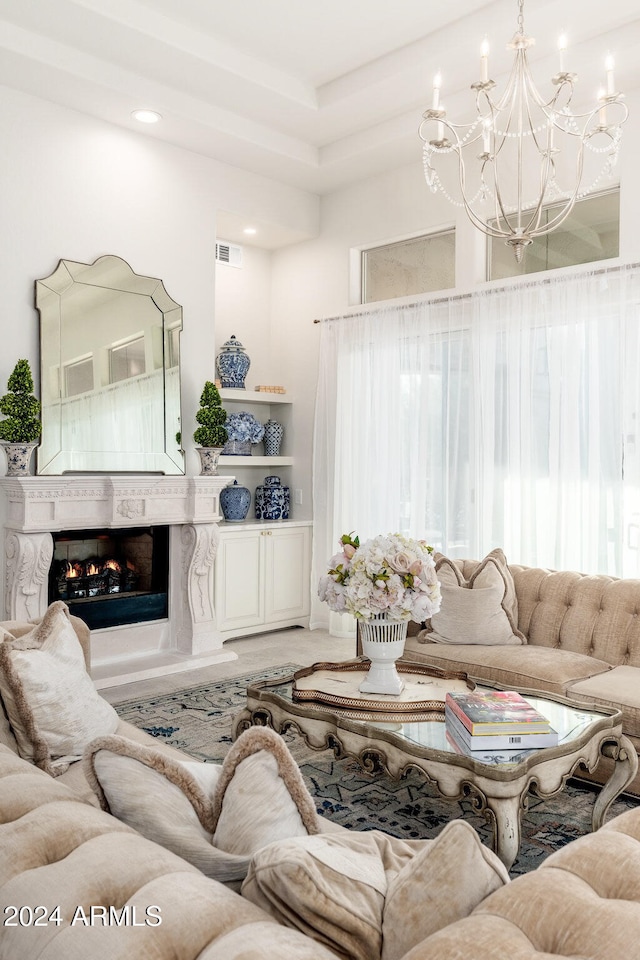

left=312, top=261, right=640, bottom=324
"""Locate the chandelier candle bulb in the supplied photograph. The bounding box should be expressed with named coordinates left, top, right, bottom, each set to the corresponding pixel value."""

left=606, top=54, right=615, bottom=95
left=558, top=33, right=567, bottom=72
left=598, top=90, right=607, bottom=127
left=432, top=72, right=441, bottom=109
left=480, top=39, right=489, bottom=82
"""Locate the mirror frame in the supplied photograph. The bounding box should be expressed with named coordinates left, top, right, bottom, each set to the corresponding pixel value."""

left=35, top=255, right=184, bottom=475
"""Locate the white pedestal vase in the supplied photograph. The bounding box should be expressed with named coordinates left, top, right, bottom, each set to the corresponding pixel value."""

left=359, top=616, right=408, bottom=696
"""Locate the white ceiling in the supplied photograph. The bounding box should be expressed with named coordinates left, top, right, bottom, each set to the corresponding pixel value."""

left=1, top=0, right=640, bottom=239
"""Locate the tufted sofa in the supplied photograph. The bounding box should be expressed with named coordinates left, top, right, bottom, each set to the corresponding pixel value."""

left=3, top=608, right=640, bottom=958
left=3, top=738, right=640, bottom=959
left=401, top=560, right=640, bottom=795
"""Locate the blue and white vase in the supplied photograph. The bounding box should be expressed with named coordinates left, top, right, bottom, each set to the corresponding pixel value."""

left=255, top=475, right=290, bottom=521
left=263, top=419, right=284, bottom=456
left=2, top=441, right=38, bottom=477
left=220, top=480, right=251, bottom=522
left=216, top=335, right=250, bottom=389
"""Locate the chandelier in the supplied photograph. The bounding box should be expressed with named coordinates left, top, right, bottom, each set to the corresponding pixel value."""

left=418, top=0, right=627, bottom=262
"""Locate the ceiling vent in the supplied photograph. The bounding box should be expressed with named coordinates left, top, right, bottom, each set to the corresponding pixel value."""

left=215, top=240, right=243, bottom=268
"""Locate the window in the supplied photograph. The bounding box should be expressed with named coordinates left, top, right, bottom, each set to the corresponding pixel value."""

left=361, top=229, right=455, bottom=304
left=166, top=325, right=180, bottom=369
left=109, top=337, right=146, bottom=384
left=314, top=264, right=640, bottom=585
left=488, top=189, right=620, bottom=281
left=64, top=356, right=94, bottom=397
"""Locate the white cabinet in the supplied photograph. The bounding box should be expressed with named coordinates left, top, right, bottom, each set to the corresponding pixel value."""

left=214, top=521, right=311, bottom=640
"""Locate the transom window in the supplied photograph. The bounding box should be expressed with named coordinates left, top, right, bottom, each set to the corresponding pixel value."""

left=109, top=337, right=145, bottom=384
left=361, top=229, right=455, bottom=304
left=64, top=356, right=94, bottom=398
left=488, top=189, right=620, bottom=281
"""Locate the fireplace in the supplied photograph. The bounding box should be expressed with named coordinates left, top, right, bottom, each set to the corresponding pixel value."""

left=49, top=527, right=169, bottom=630
left=1, top=475, right=239, bottom=686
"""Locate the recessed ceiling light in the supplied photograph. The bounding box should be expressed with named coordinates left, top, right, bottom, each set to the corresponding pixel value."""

left=132, top=109, right=162, bottom=124
left=243, top=227, right=257, bottom=235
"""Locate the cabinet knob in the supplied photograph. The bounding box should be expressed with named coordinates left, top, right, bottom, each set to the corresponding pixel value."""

left=261, top=530, right=273, bottom=536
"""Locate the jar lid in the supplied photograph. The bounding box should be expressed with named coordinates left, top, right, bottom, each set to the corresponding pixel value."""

left=264, top=475, right=281, bottom=486
left=219, top=335, right=247, bottom=354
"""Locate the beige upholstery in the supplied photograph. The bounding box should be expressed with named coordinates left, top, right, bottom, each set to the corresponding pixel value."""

left=3, top=739, right=640, bottom=959
left=0, top=745, right=338, bottom=960
left=406, top=640, right=611, bottom=696
left=401, top=558, right=640, bottom=794
left=566, top=666, right=640, bottom=738
left=404, top=809, right=640, bottom=959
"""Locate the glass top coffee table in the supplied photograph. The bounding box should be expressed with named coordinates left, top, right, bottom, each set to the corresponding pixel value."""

left=232, top=661, right=638, bottom=870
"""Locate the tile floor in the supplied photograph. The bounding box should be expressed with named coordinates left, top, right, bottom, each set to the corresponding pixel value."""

left=100, top=626, right=355, bottom=706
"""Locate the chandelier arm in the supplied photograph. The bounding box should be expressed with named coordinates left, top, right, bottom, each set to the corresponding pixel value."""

left=453, top=144, right=518, bottom=239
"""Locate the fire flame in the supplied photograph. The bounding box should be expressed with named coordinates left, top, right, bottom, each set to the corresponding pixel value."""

left=64, top=558, right=124, bottom=579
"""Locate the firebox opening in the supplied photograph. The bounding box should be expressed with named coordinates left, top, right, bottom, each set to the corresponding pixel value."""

left=49, top=526, right=169, bottom=630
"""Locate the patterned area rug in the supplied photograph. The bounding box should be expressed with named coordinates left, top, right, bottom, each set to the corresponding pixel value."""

left=114, top=664, right=640, bottom=877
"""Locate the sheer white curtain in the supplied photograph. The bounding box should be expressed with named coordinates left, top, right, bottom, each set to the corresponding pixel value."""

left=311, top=264, right=640, bottom=634
left=60, top=368, right=173, bottom=453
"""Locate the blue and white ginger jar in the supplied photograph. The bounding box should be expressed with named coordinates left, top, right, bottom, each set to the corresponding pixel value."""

left=255, top=475, right=290, bottom=521
left=220, top=480, right=251, bottom=522
left=216, top=335, right=250, bottom=389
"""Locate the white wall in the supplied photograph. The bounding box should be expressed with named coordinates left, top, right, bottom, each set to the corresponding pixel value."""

left=0, top=84, right=319, bottom=479
left=215, top=246, right=275, bottom=386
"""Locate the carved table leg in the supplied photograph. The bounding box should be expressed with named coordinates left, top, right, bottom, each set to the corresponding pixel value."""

left=232, top=708, right=253, bottom=740
left=484, top=793, right=523, bottom=870
left=592, top=735, right=639, bottom=830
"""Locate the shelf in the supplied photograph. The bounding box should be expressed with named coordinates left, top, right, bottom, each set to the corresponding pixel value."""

left=219, top=388, right=292, bottom=405
left=219, top=456, right=294, bottom=467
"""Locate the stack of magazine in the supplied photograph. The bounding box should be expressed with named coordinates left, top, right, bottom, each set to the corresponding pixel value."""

left=445, top=690, right=559, bottom=756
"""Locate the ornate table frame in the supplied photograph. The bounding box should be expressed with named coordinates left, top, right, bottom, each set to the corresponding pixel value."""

left=233, top=675, right=638, bottom=870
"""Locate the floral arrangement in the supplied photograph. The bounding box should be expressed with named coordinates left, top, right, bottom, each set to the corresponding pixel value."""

left=225, top=411, right=265, bottom=444
left=318, top=532, right=441, bottom=623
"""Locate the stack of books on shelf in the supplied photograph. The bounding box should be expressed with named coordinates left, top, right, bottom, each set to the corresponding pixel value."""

left=445, top=690, right=558, bottom=755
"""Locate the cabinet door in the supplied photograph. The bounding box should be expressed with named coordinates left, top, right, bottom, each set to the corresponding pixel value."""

left=263, top=526, right=311, bottom=623
left=214, top=530, right=263, bottom=631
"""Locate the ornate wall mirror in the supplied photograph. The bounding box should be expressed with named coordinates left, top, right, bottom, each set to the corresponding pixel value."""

left=36, top=255, right=184, bottom=475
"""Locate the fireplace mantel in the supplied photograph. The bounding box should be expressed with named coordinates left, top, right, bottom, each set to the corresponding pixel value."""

left=0, top=474, right=238, bottom=686
left=2, top=475, right=229, bottom=532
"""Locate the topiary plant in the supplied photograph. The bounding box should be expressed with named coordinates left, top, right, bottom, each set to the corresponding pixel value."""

left=0, top=359, right=41, bottom=444
left=193, top=381, right=228, bottom=448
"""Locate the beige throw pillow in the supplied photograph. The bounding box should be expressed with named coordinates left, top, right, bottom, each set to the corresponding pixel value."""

left=0, top=601, right=119, bottom=774
left=242, top=820, right=510, bottom=960
left=426, top=549, right=526, bottom=645
left=84, top=726, right=320, bottom=883
left=381, top=820, right=510, bottom=960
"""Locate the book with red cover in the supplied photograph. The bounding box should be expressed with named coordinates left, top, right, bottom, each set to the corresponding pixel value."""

left=445, top=690, right=551, bottom=736
left=445, top=705, right=558, bottom=750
